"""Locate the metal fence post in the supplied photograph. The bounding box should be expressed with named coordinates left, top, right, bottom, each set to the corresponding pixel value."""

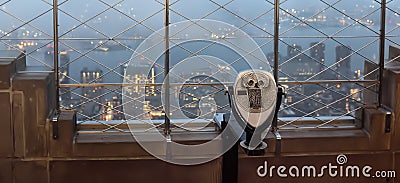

left=378, top=0, right=386, bottom=107
left=272, top=0, right=280, bottom=132
left=164, top=0, right=171, bottom=135
left=53, top=0, right=60, bottom=111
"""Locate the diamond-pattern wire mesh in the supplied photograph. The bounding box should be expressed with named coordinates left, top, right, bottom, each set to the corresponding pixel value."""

left=57, top=0, right=277, bottom=132
left=57, top=0, right=166, bottom=132
left=276, top=0, right=381, bottom=129
left=386, top=0, right=400, bottom=63
left=0, top=0, right=390, bottom=132
left=169, top=0, right=380, bottom=129
left=165, top=0, right=276, bottom=131
left=0, top=0, right=54, bottom=68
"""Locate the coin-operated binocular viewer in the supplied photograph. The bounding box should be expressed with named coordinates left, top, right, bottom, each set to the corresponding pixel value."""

left=214, top=70, right=285, bottom=156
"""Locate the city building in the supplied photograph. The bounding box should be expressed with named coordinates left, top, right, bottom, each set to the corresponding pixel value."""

left=100, top=96, right=124, bottom=121
left=310, top=42, right=326, bottom=72
left=123, top=64, right=160, bottom=119
left=287, top=44, right=303, bottom=59
left=80, top=67, right=103, bottom=120
left=335, top=45, right=352, bottom=79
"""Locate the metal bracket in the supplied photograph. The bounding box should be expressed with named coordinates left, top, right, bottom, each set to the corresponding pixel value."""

left=274, top=131, right=282, bottom=156
left=378, top=107, right=392, bottom=133
left=272, top=85, right=286, bottom=132
left=213, top=113, right=225, bottom=131
left=381, top=109, right=392, bottom=133
left=50, top=111, right=59, bottom=139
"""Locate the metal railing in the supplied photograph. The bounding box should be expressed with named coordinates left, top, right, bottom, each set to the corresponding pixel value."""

left=0, top=0, right=397, bottom=133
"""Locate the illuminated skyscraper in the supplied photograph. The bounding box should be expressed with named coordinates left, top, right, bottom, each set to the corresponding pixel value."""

left=123, top=64, right=160, bottom=119
left=310, top=42, right=325, bottom=72
left=80, top=67, right=103, bottom=119
left=333, top=45, right=353, bottom=114
left=335, top=45, right=352, bottom=79
left=283, top=44, right=319, bottom=80
left=59, top=51, right=71, bottom=102
left=100, top=96, right=124, bottom=121
left=287, top=44, right=302, bottom=59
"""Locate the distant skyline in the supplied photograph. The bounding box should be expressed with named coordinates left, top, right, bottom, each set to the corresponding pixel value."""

left=0, top=0, right=394, bottom=35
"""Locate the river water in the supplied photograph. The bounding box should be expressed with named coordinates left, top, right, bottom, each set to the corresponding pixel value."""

left=23, top=24, right=399, bottom=84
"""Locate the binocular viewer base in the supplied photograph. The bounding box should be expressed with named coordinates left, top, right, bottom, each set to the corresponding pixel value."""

left=239, top=140, right=267, bottom=156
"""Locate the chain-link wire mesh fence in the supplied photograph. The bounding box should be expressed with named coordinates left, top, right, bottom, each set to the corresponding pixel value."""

left=0, top=0, right=394, bottom=132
